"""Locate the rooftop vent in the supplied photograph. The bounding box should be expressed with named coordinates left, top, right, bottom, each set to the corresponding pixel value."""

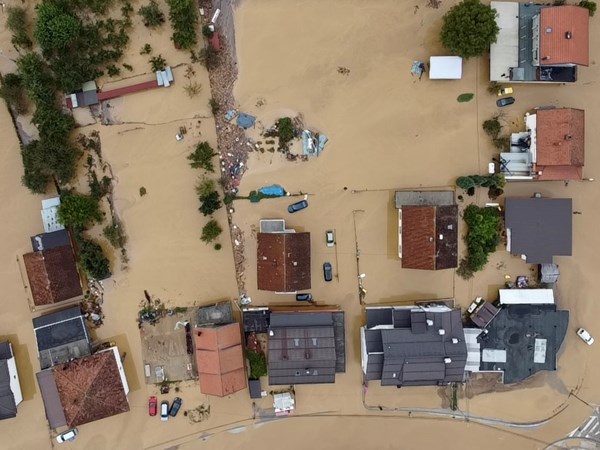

left=444, top=358, right=452, bottom=364
left=565, top=31, right=572, bottom=39
left=545, top=27, right=552, bottom=33
left=427, top=319, right=434, bottom=326
left=292, top=261, right=298, bottom=266
left=565, top=134, right=573, bottom=141
left=452, top=338, right=459, bottom=344
left=438, top=329, right=446, bottom=336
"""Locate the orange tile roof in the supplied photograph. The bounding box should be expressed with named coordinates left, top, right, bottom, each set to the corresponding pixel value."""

left=257, top=232, right=311, bottom=292
left=195, top=324, right=247, bottom=397
left=540, top=6, right=589, bottom=66
left=401, top=206, right=435, bottom=270
left=536, top=108, right=584, bottom=167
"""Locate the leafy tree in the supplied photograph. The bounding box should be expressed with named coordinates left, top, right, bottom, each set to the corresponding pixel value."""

left=34, top=2, right=81, bottom=50
left=188, top=142, right=216, bottom=172
left=103, top=220, right=127, bottom=248
left=149, top=54, right=167, bottom=72
left=246, top=351, right=267, bottom=379
left=277, top=117, right=295, bottom=145
left=457, top=205, right=501, bottom=279
left=138, top=1, right=165, bottom=27
left=482, top=118, right=502, bottom=139
left=196, top=177, right=215, bottom=199
left=57, top=192, right=103, bottom=227
left=201, top=219, right=222, bottom=243
left=440, top=0, right=499, bottom=58
left=199, top=191, right=221, bottom=216
left=140, top=43, right=152, bottom=55
left=6, top=6, right=33, bottom=49
left=77, top=236, right=111, bottom=280
left=166, top=0, right=198, bottom=49
left=580, top=0, right=597, bottom=16
left=0, top=73, right=29, bottom=114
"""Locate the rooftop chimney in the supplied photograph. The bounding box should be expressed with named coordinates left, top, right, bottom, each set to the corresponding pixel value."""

left=565, top=31, right=572, bottom=39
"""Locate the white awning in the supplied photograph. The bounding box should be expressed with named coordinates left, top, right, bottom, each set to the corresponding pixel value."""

left=429, top=56, right=463, bottom=79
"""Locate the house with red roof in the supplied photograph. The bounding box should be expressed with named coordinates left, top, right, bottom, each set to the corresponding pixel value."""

left=499, top=108, right=585, bottom=181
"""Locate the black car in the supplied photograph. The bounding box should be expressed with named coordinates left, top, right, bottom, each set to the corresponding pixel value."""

left=169, top=397, right=182, bottom=417
left=296, top=293, right=313, bottom=302
left=288, top=200, right=308, bottom=213
left=323, top=262, right=333, bottom=282
left=496, top=97, right=515, bottom=107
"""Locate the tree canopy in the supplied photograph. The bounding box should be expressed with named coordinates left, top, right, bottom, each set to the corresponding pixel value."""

left=57, top=193, right=103, bottom=228
left=440, top=0, right=499, bottom=58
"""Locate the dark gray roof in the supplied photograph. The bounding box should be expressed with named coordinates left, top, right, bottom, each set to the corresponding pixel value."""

left=395, top=191, right=454, bottom=209
left=505, top=197, right=572, bottom=264
left=267, top=312, right=344, bottom=385
left=0, top=361, right=16, bottom=420
left=479, top=304, right=569, bottom=384
left=364, top=307, right=467, bottom=386
left=30, top=229, right=70, bottom=252
left=36, top=370, right=67, bottom=428
left=243, top=309, right=270, bottom=333
left=470, top=302, right=500, bottom=328
left=75, top=90, right=99, bottom=107
left=0, top=342, right=12, bottom=360
left=248, top=379, right=262, bottom=399
left=33, top=306, right=91, bottom=370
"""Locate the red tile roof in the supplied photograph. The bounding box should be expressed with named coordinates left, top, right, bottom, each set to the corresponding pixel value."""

left=401, top=205, right=458, bottom=270
left=96, top=80, right=159, bottom=101
left=540, top=6, right=589, bottom=66
left=194, top=324, right=247, bottom=397
left=536, top=108, right=584, bottom=168
left=53, top=351, right=129, bottom=427
left=257, top=233, right=311, bottom=292
left=23, top=245, right=83, bottom=306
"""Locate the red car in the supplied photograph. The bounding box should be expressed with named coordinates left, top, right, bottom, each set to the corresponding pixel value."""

left=148, top=396, right=157, bottom=416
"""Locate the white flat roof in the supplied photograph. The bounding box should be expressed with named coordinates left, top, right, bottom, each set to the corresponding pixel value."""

left=499, top=289, right=554, bottom=305
left=429, top=56, right=463, bottom=79
left=482, top=348, right=507, bottom=363
left=490, top=1, right=519, bottom=81
left=464, top=328, right=482, bottom=372
left=41, top=197, right=65, bottom=233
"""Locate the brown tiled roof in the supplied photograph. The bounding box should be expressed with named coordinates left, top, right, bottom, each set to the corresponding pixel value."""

left=53, top=351, right=129, bottom=427
left=257, top=233, right=311, bottom=292
left=536, top=108, right=584, bottom=167
left=540, top=6, right=589, bottom=66
left=23, top=245, right=82, bottom=306
left=401, top=205, right=458, bottom=270
left=194, top=324, right=247, bottom=397
left=537, top=165, right=583, bottom=181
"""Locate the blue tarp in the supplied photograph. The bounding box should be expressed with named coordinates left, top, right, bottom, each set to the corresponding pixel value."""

left=258, top=185, right=286, bottom=197
left=237, top=113, right=256, bottom=129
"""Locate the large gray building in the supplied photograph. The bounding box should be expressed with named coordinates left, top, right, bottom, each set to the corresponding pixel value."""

left=361, top=305, right=467, bottom=387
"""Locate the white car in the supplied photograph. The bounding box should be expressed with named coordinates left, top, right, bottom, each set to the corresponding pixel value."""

left=467, top=296, right=484, bottom=315
left=160, top=401, right=169, bottom=421
left=56, top=428, right=78, bottom=443
left=577, top=328, right=594, bottom=345
left=326, top=230, right=335, bottom=247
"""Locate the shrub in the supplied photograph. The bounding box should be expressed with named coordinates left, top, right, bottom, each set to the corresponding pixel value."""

left=183, top=81, right=202, bottom=98
left=57, top=192, right=103, bottom=227
left=201, top=219, right=222, bottom=243
left=6, top=6, right=32, bottom=49
left=276, top=117, right=295, bottom=146
left=149, top=54, right=167, bottom=72
left=440, top=0, right=499, bottom=58
left=138, top=0, right=165, bottom=27
left=457, top=205, right=502, bottom=279
left=223, top=193, right=236, bottom=205
left=202, top=24, right=214, bottom=37
left=209, top=98, right=219, bottom=115
left=482, top=118, right=501, bottom=139
left=140, top=43, right=153, bottom=55
left=199, top=191, right=221, bottom=216
left=492, top=136, right=510, bottom=151
left=103, top=220, right=127, bottom=248
left=457, top=93, right=474, bottom=102
left=214, top=243, right=222, bottom=250
left=107, top=64, right=121, bottom=77
left=198, top=46, right=219, bottom=69
left=196, top=177, right=215, bottom=199
left=0, top=73, right=29, bottom=114
left=77, top=236, right=111, bottom=280
left=246, top=351, right=267, bottom=379
left=580, top=0, right=597, bottom=16
left=139, top=186, right=147, bottom=196
left=123, top=63, right=133, bottom=72
left=188, top=142, right=216, bottom=172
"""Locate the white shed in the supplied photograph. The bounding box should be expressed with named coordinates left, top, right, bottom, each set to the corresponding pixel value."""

left=429, top=56, right=463, bottom=80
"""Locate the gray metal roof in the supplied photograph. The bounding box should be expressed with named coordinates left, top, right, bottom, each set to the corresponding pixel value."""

left=479, top=304, right=569, bottom=384
left=30, top=229, right=70, bottom=252
left=196, top=301, right=233, bottom=326
left=505, top=197, right=572, bottom=264
left=32, top=307, right=91, bottom=370
left=0, top=361, right=16, bottom=420
left=395, top=191, right=454, bottom=209
left=36, top=370, right=67, bottom=429
left=268, top=312, right=344, bottom=385
left=242, top=309, right=270, bottom=333
left=0, top=342, right=12, bottom=361
left=364, top=307, right=467, bottom=386
left=248, top=379, right=262, bottom=399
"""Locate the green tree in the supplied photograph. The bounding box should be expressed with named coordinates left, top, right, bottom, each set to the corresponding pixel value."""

left=166, top=0, right=198, bottom=49
left=103, top=220, right=127, bottom=248
left=482, top=118, right=501, bottom=138
left=201, top=219, right=222, bottom=243
left=188, top=141, right=216, bottom=172
left=440, top=0, right=499, bottom=58
left=199, top=191, right=222, bottom=216
left=149, top=54, right=167, bottom=72
left=580, top=0, right=597, bottom=16
left=196, top=177, right=215, bottom=199
left=77, top=237, right=111, bottom=280
left=0, top=73, right=29, bottom=114
left=34, top=2, right=81, bottom=50
left=246, top=351, right=267, bottom=379
left=457, top=204, right=501, bottom=279
left=57, top=193, right=103, bottom=227
left=138, top=0, right=165, bottom=27
left=277, top=117, right=295, bottom=145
